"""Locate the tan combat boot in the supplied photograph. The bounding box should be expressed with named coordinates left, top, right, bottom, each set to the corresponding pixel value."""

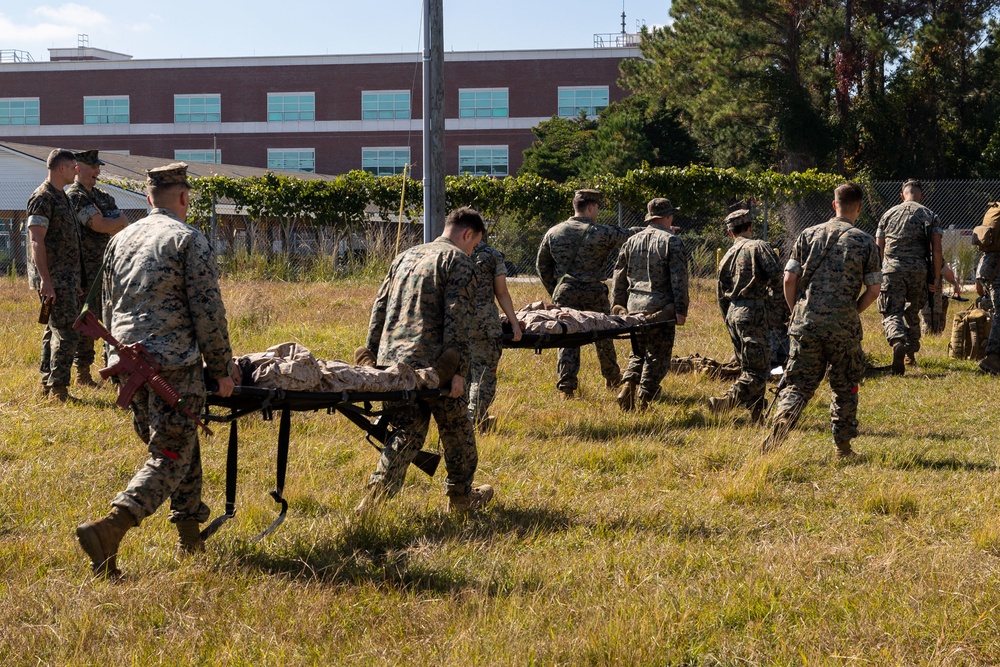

left=175, top=520, right=205, bottom=555
left=760, top=417, right=793, bottom=454
left=559, top=389, right=575, bottom=401
left=75, top=365, right=99, bottom=388
left=979, top=353, right=1000, bottom=375
left=49, top=385, right=69, bottom=402
left=605, top=377, right=622, bottom=391
left=449, top=484, right=495, bottom=513
left=707, top=395, right=736, bottom=415
left=434, top=348, right=460, bottom=388
left=353, top=347, right=377, bottom=367
left=891, top=342, right=907, bottom=376
left=835, top=438, right=855, bottom=459
left=616, top=380, right=637, bottom=412
left=76, top=506, right=136, bottom=579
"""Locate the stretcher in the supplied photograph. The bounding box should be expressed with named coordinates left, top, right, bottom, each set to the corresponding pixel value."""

left=200, top=385, right=445, bottom=542
left=502, top=318, right=676, bottom=352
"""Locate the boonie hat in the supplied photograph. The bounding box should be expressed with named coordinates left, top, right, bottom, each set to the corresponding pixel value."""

left=645, top=198, right=680, bottom=221
left=74, top=149, right=105, bottom=166
left=146, top=162, right=191, bottom=187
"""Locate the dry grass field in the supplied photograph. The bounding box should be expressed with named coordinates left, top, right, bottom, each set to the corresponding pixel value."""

left=3, top=274, right=1000, bottom=665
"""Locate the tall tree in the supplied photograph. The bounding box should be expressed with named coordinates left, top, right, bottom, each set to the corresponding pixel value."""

left=519, top=114, right=597, bottom=182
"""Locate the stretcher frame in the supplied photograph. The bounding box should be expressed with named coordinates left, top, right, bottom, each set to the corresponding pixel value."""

left=502, top=318, right=676, bottom=352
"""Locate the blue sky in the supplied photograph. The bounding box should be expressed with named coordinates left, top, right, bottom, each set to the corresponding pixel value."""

left=0, top=1, right=671, bottom=61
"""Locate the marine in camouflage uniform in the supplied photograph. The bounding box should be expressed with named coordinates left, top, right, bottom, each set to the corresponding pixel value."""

left=65, top=150, right=128, bottom=384
left=976, top=253, right=1000, bottom=373
left=709, top=209, right=783, bottom=419
left=536, top=189, right=642, bottom=397
left=466, top=240, right=521, bottom=430
left=875, top=179, right=942, bottom=373
left=611, top=198, right=689, bottom=410
left=26, top=149, right=82, bottom=399
left=359, top=207, right=493, bottom=512
left=762, top=183, right=882, bottom=458
left=76, top=163, right=236, bottom=577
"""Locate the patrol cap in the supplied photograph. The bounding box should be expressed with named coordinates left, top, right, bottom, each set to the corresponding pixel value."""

left=146, top=162, right=191, bottom=187
left=645, top=198, right=680, bottom=221
left=46, top=148, right=76, bottom=168
left=73, top=149, right=105, bottom=166
left=724, top=208, right=751, bottom=230
left=573, top=189, right=602, bottom=208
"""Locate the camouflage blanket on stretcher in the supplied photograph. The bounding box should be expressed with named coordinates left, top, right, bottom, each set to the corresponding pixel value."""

left=236, top=342, right=440, bottom=392
left=670, top=354, right=742, bottom=381
left=501, top=301, right=645, bottom=335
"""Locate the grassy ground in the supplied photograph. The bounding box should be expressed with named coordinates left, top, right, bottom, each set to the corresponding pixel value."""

left=3, top=275, right=1000, bottom=665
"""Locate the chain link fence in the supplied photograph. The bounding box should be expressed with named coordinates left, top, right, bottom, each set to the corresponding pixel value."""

left=2, top=180, right=998, bottom=282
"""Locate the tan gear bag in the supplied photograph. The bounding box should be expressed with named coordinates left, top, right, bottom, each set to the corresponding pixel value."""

left=949, top=303, right=992, bottom=360
left=972, top=202, right=1000, bottom=252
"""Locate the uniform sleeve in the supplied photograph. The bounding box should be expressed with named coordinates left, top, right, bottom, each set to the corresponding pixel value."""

left=443, top=256, right=475, bottom=378
left=183, top=234, right=233, bottom=378
left=784, top=232, right=807, bottom=276
left=68, top=190, right=101, bottom=228
left=365, top=268, right=394, bottom=355
left=929, top=211, right=943, bottom=238
left=611, top=244, right=629, bottom=309
left=492, top=247, right=507, bottom=278
left=26, top=193, right=53, bottom=228
left=875, top=212, right=888, bottom=239
left=670, top=236, right=690, bottom=317
left=863, top=238, right=883, bottom=286
left=536, top=233, right=557, bottom=296
left=759, top=242, right=784, bottom=294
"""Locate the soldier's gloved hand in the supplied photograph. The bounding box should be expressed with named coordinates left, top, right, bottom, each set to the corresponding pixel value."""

left=612, top=305, right=628, bottom=316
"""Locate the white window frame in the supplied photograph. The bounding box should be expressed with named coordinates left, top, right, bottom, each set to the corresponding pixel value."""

left=267, top=148, right=316, bottom=173
left=0, top=97, right=40, bottom=126
left=362, top=90, right=411, bottom=120
left=174, top=94, right=221, bottom=123
left=458, top=145, right=509, bottom=177
left=175, top=149, right=222, bottom=164
left=458, top=88, right=509, bottom=119
left=557, top=86, right=610, bottom=118
left=83, top=95, right=130, bottom=125
left=267, top=92, right=315, bottom=122
left=361, top=147, right=411, bottom=176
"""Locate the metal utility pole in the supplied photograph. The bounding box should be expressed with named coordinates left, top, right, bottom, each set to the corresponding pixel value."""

left=422, top=0, right=446, bottom=242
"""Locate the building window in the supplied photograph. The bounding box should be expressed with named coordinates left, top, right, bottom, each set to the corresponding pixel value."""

left=362, top=147, right=410, bottom=176
left=267, top=149, right=315, bottom=173
left=458, top=146, right=508, bottom=177
left=458, top=89, right=508, bottom=119
left=558, top=86, right=609, bottom=118
left=84, top=96, right=129, bottom=124
left=0, top=98, right=39, bottom=126
left=175, top=94, right=221, bottom=123
left=362, top=91, right=411, bottom=120
left=175, top=149, right=221, bottom=164
left=267, top=93, right=315, bottom=122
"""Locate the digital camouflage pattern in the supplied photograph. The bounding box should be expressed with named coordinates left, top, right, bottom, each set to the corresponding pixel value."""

left=612, top=225, right=689, bottom=400
left=770, top=217, right=881, bottom=444
left=366, top=236, right=476, bottom=378
left=364, top=235, right=479, bottom=498
left=112, top=365, right=210, bottom=524
left=537, top=216, right=641, bottom=391
left=26, top=181, right=82, bottom=387
left=66, top=181, right=121, bottom=367
left=103, top=207, right=232, bottom=526
left=716, top=236, right=784, bottom=408
left=976, top=252, right=1000, bottom=356
left=103, top=208, right=233, bottom=379
left=876, top=200, right=942, bottom=350
left=467, top=241, right=507, bottom=424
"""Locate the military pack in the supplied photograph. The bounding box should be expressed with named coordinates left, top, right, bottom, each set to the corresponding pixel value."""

left=948, top=302, right=992, bottom=360
left=972, top=203, right=1000, bottom=252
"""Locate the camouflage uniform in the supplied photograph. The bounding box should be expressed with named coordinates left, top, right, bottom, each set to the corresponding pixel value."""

left=717, top=236, right=784, bottom=409
left=26, top=181, right=82, bottom=388
left=536, top=216, right=640, bottom=392
left=103, top=207, right=233, bottom=525
left=467, top=241, right=507, bottom=425
left=364, top=236, right=479, bottom=498
left=769, top=217, right=882, bottom=445
left=66, top=181, right=121, bottom=368
left=976, top=252, right=1000, bottom=356
left=611, top=225, right=689, bottom=402
left=876, top=201, right=942, bottom=352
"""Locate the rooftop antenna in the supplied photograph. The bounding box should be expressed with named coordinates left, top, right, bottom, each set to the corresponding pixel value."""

left=78, top=34, right=89, bottom=48
left=621, top=1, right=627, bottom=37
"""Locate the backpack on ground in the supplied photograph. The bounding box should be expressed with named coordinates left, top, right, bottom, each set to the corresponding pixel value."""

left=949, top=301, right=992, bottom=360
left=972, top=202, right=1000, bottom=252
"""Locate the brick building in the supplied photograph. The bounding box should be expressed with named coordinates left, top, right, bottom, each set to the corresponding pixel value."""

left=0, top=46, right=638, bottom=177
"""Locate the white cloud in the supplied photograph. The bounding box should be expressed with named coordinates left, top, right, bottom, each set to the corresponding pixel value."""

left=31, top=4, right=110, bottom=30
